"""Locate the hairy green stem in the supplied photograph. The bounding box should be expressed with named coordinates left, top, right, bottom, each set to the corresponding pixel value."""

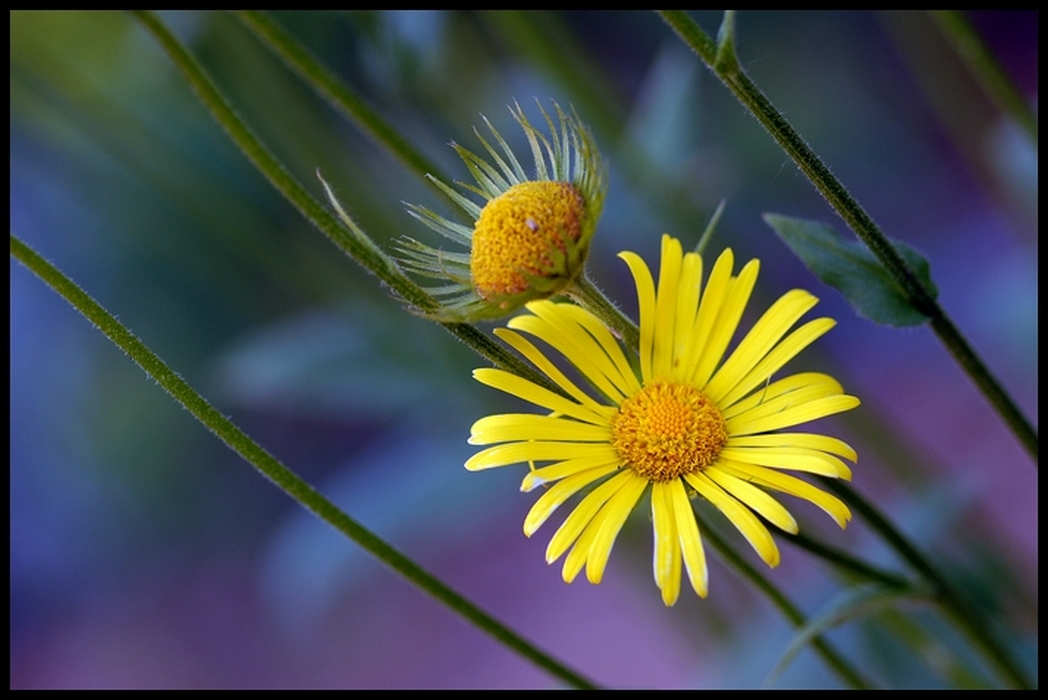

left=657, top=10, right=1036, bottom=463
left=10, top=232, right=597, bottom=690
left=232, top=11, right=453, bottom=189
left=565, top=213, right=1030, bottom=687
left=128, top=11, right=560, bottom=399
left=566, top=273, right=641, bottom=351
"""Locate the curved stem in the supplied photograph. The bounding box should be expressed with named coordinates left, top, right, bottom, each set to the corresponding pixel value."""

left=566, top=214, right=1031, bottom=688
left=695, top=511, right=872, bottom=689
left=657, top=10, right=1036, bottom=464
left=233, top=10, right=454, bottom=190
left=823, top=479, right=1032, bottom=689
left=10, top=232, right=597, bottom=690
left=775, top=529, right=912, bottom=591
left=541, top=235, right=872, bottom=678
left=128, top=11, right=563, bottom=399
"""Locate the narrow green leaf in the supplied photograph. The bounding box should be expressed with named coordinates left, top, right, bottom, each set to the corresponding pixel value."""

left=764, top=213, right=938, bottom=327
left=764, top=583, right=926, bottom=688
left=714, top=11, right=739, bottom=75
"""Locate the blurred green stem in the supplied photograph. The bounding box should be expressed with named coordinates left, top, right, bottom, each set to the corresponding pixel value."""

left=128, top=11, right=561, bottom=399
left=233, top=10, right=453, bottom=189
left=930, top=10, right=1037, bottom=145
left=10, top=232, right=597, bottom=690
left=776, top=530, right=911, bottom=591
left=657, top=10, right=1037, bottom=464
left=571, top=273, right=882, bottom=686
left=571, top=233, right=1031, bottom=688
left=696, top=512, right=872, bottom=688
left=824, top=479, right=1032, bottom=689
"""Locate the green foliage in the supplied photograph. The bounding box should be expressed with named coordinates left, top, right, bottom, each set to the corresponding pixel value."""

left=764, top=214, right=938, bottom=327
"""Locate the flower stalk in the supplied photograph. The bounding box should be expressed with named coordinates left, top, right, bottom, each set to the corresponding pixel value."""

left=657, top=10, right=1037, bottom=463
left=129, top=11, right=563, bottom=399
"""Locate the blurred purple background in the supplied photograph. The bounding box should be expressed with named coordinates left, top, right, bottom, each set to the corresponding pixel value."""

left=11, top=11, right=1036, bottom=688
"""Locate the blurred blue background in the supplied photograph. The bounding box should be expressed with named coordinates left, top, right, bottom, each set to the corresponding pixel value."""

left=11, top=11, right=1036, bottom=688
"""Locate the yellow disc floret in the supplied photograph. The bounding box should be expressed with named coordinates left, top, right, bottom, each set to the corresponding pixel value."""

left=611, top=381, right=728, bottom=482
left=470, top=181, right=585, bottom=300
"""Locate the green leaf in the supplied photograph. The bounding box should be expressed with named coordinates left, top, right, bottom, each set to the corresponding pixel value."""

left=763, top=582, right=927, bottom=689
left=764, top=213, right=938, bottom=327
left=714, top=11, right=739, bottom=75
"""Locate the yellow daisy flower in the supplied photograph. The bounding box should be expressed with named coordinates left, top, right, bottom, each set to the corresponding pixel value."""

left=398, top=101, right=606, bottom=321
left=466, top=234, right=860, bottom=606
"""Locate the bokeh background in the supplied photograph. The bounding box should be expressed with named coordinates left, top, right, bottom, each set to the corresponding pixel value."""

left=11, top=11, right=1037, bottom=688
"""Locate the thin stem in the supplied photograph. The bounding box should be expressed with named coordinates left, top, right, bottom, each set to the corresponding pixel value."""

left=566, top=272, right=640, bottom=351
left=128, top=11, right=562, bottom=399
left=10, top=232, right=597, bottom=690
left=823, top=479, right=1032, bottom=689
left=695, top=511, right=873, bottom=689
left=929, top=11, right=1037, bottom=145
left=775, top=529, right=912, bottom=591
left=657, top=10, right=1036, bottom=463
left=569, top=220, right=1031, bottom=687
left=232, top=11, right=454, bottom=189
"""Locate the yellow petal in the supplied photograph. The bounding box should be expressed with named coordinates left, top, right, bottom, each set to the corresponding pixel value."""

left=727, top=433, right=858, bottom=462
left=704, top=289, right=818, bottom=403
left=651, top=481, right=682, bottom=605
left=681, top=248, right=735, bottom=385
left=668, top=478, right=708, bottom=599
left=670, top=251, right=703, bottom=383
left=512, top=307, right=628, bottom=404
left=545, top=470, right=635, bottom=564
left=685, top=471, right=780, bottom=567
left=585, top=475, right=648, bottom=584
left=472, top=368, right=607, bottom=425
left=721, top=372, right=844, bottom=421
left=465, top=441, right=614, bottom=471
left=715, top=317, right=836, bottom=409
left=618, top=250, right=656, bottom=382
left=469, top=413, right=611, bottom=445
left=521, top=454, right=621, bottom=493
left=692, top=257, right=759, bottom=389
left=558, top=304, right=641, bottom=397
left=523, top=464, right=619, bottom=535
left=718, top=446, right=853, bottom=480
left=561, top=519, right=600, bottom=583
left=718, top=460, right=852, bottom=528
left=493, top=327, right=607, bottom=412
left=653, top=234, right=683, bottom=380
left=727, top=394, right=860, bottom=436
left=705, top=466, right=798, bottom=534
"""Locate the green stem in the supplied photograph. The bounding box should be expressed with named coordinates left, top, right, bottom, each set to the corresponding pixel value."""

left=695, top=511, right=873, bottom=689
left=566, top=273, right=640, bottom=351
left=128, top=11, right=562, bottom=399
left=657, top=10, right=1037, bottom=464
left=823, top=479, right=1032, bottom=689
left=10, top=232, right=597, bottom=690
left=775, top=529, right=912, bottom=591
left=929, top=11, right=1037, bottom=145
left=232, top=11, right=453, bottom=189
left=567, top=213, right=1031, bottom=687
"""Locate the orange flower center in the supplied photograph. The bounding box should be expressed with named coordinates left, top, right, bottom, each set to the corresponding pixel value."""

left=611, top=380, right=728, bottom=482
left=470, top=181, right=585, bottom=300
